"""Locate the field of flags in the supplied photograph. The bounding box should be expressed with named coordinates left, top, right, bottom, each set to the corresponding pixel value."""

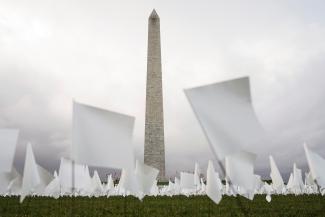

left=1, top=76, right=324, bottom=208
left=0, top=140, right=324, bottom=205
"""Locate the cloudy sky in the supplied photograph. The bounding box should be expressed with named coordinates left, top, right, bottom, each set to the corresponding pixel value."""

left=1, top=0, right=325, bottom=179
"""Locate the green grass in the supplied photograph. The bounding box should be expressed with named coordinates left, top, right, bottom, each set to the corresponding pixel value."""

left=0, top=195, right=324, bottom=217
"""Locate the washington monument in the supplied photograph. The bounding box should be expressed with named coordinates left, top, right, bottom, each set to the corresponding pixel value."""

left=144, top=9, right=166, bottom=180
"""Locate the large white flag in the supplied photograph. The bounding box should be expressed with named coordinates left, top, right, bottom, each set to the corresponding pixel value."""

left=304, top=143, right=325, bottom=188
left=0, top=129, right=19, bottom=173
left=72, top=101, right=135, bottom=170
left=184, top=77, right=265, bottom=161
left=185, top=77, right=263, bottom=201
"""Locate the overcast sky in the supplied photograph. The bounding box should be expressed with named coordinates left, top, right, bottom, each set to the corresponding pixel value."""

left=1, top=0, right=325, bottom=180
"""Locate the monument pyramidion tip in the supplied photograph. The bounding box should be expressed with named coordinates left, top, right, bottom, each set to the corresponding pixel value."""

left=149, top=9, right=159, bottom=20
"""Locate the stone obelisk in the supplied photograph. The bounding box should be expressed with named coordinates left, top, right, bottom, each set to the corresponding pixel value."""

left=144, top=9, right=165, bottom=180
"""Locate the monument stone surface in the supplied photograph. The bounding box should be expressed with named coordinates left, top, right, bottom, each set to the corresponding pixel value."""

left=144, top=9, right=166, bottom=180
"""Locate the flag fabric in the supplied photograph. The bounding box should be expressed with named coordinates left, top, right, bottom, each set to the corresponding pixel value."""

left=20, top=143, right=40, bottom=202
left=44, top=175, right=60, bottom=199
left=225, top=150, right=257, bottom=199
left=184, top=77, right=265, bottom=161
left=287, top=163, right=304, bottom=194
left=180, top=172, right=196, bottom=190
left=206, top=161, right=222, bottom=204
left=269, top=155, right=284, bottom=192
left=185, top=77, right=265, bottom=202
left=118, top=168, right=138, bottom=196
left=105, top=174, right=115, bottom=195
left=194, top=162, right=201, bottom=189
left=90, top=170, right=104, bottom=196
left=134, top=160, right=159, bottom=195
left=72, top=101, right=135, bottom=170
left=0, top=167, right=21, bottom=195
left=287, top=173, right=293, bottom=189
left=0, top=129, right=19, bottom=173
left=304, top=143, right=325, bottom=188
left=58, top=158, right=91, bottom=193
left=20, top=143, right=53, bottom=202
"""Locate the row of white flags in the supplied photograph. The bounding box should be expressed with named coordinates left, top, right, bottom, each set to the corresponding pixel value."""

left=0, top=140, right=324, bottom=203
left=0, top=77, right=325, bottom=204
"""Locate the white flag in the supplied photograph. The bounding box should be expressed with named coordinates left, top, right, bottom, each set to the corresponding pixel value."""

left=287, top=173, right=293, bottom=189
left=58, top=158, right=91, bottom=193
left=184, top=77, right=265, bottom=161
left=304, top=143, right=325, bottom=188
left=20, top=143, right=53, bottom=202
left=134, top=160, right=159, bottom=195
left=293, top=163, right=304, bottom=189
left=105, top=174, right=115, bottom=192
left=206, top=161, right=222, bottom=204
left=72, top=101, right=135, bottom=170
left=269, top=155, right=284, bottom=192
left=90, top=170, right=104, bottom=196
left=0, top=167, right=21, bottom=195
left=225, top=150, right=257, bottom=199
left=118, top=168, right=138, bottom=196
left=44, top=176, right=60, bottom=199
left=194, top=162, right=201, bottom=188
left=0, top=129, right=19, bottom=173
left=180, top=172, right=196, bottom=190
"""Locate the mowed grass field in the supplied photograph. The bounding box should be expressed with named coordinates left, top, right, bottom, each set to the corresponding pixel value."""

left=0, top=195, right=324, bottom=217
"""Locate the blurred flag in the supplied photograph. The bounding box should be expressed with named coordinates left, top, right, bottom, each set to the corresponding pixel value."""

left=304, top=143, right=325, bottom=190
left=206, top=161, right=222, bottom=204
left=269, top=155, right=284, bottom=192
left=72, top=101, right=135, bottom=170
left=184, top=77, right=265, bottom=161
left=0, top=129, right=19, bottom=173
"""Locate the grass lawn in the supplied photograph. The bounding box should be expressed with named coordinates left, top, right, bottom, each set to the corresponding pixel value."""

left=0, top=195, right=324, bottom=217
